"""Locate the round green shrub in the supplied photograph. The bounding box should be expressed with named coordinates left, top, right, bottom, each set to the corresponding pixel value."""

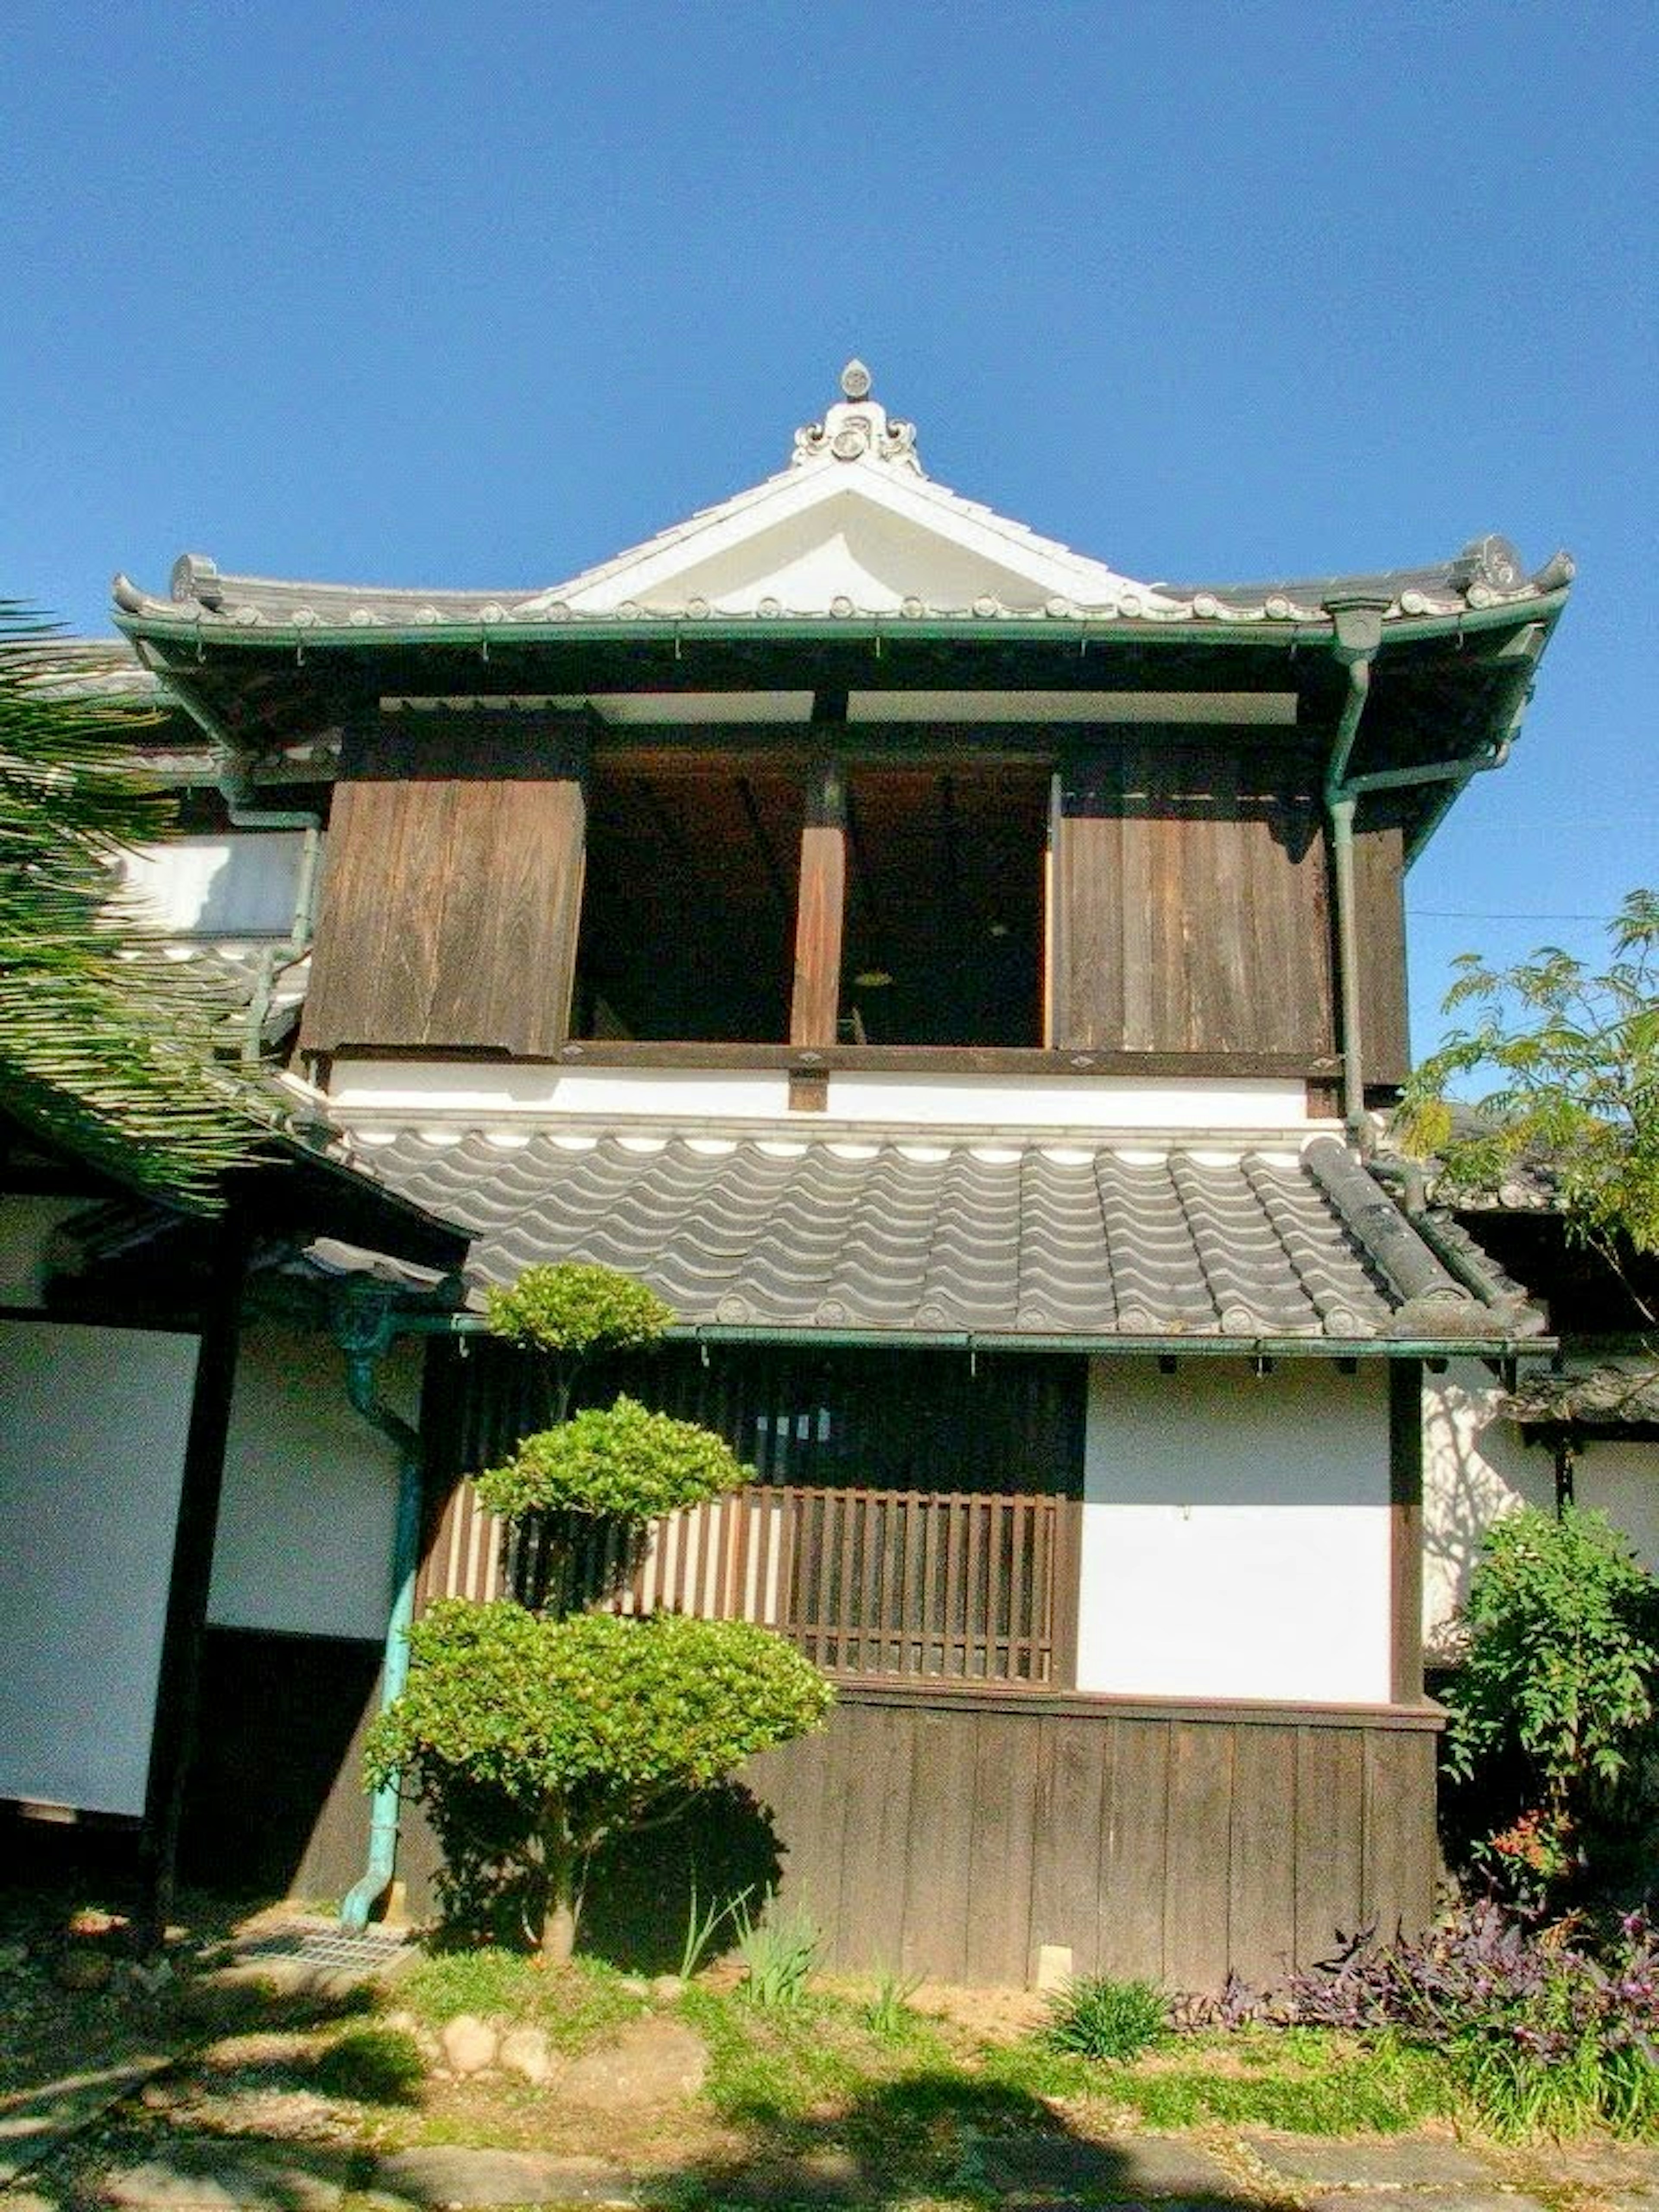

left=366, top=1600, right=834, bottom=1954
left=476, top=1394, right=753, bottom=1521
left=484, top=1262, right=674, bottom=1357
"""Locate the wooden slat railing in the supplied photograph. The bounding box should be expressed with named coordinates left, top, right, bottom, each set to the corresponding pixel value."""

left=780, top=1486, right=1062, bottom=1683
left=425, top=1481, right=1065, bottom=1688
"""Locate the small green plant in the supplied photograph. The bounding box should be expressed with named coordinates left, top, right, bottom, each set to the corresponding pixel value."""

left=311, top=2025, right=425, bottom=2104
left=679, top=1878, right=756, bottom=1981
left=734, top=1902, right=823, bottom=2009
left=484, top=1263, right=673, bottom=1417
left=1042, top=1974, right=1170, bottom=2061
left=862, top=1964, right=925, bottom=2040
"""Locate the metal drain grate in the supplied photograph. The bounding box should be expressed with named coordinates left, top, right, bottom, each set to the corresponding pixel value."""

left=233, top=1918, right=411, bottom=1971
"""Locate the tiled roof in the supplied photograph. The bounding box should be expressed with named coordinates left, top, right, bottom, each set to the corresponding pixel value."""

left=342, top=1125, right=1544, bottom=1348
left=111, top=367, right=1571, bottom=639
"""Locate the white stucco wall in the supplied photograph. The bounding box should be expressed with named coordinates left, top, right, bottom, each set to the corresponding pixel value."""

left=1577, top=1442, right=1659, bottom=1573
left=115, top=833, right=312, bottom=937
left=1421, top=1360, right=1553, bottom=1659
left=207, top=1323, right=421, bottom=1642
left=0, top=1195, right=87, bottom=1307
left=1422, top=1362, right=1659, bottom=1655
left=328, top=1059, right=1316, bottom=1135
left=0, top=1319, right=199, bottom=1813
left=1077, top=1357, right=1392, bottom=1704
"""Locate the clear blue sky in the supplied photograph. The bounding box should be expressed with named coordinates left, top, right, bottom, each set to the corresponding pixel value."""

left=3, top=0, right=1652, bottom=1058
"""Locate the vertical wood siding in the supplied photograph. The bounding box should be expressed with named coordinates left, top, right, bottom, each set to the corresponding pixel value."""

left=1354, top=819, right=1411, bottom=1085
left=745, top=1688, right=1441, bottom=1988
left=301, top=716, right=588, bottom=1056
left=416, top=1342, right=1084, bottom=1688
left=1054, top=739, right=1337, bottom=1057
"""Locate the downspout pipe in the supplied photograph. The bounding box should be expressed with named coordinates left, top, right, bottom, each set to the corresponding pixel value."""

left=1322, top=597, right=1389, bottom=1151
left=331, top=1282, right=424, bottom=1933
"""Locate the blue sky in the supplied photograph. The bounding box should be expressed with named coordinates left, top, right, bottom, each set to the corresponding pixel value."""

left=4, top=1, right=1653, bottom=1056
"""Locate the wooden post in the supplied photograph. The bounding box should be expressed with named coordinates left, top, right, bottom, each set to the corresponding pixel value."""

left=1389, top=1358, right=1424, bottom=1703
left=790, top=759, right=846, bottom=1048
left=137, top=1219, right=246, bottom=1948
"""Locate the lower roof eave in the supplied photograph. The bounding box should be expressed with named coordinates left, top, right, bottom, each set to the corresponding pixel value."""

left=658, top=1322, right=1560, bottom=1360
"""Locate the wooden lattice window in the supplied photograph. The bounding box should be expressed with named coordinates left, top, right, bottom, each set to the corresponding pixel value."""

left=421, top=1341, right=1085, bottom=1688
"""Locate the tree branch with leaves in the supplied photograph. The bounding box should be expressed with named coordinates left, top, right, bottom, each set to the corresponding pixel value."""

left=1399, top=889, right=1659, bottom=1329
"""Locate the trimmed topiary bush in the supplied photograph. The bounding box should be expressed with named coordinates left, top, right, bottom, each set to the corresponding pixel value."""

left=367, top=1601, right=833, bottom=1961
left=477, top=1394, right=751, bottom=1521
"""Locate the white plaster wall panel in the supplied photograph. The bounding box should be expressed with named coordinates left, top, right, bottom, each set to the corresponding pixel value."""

left=327, top=1060, right=1314, bottom=1135
left=207, top=1325, right=421, bottom=1641
left=0, top=1319, right=198, bottom=1813
left=1077, top=1357, right=1392, bottom=1703
left=329, top=1064, right=794, bottom=1119
left=1421, top=1360, right=1553, bottom=1657
left=115, top=833, right=311, bottom=936
left=1573, top=1442, right=1659, bottom=1574
left=0, top=1195, right=86, bottom=1306
left=825, top=1076, right=1312, bottom=1132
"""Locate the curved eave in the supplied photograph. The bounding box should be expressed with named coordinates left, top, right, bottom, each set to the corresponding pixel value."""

left=114, top=590, right=1570, bottom=657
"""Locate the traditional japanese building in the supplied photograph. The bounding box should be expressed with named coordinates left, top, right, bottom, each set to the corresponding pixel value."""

left=3, top=365, right=1576, bottom=1983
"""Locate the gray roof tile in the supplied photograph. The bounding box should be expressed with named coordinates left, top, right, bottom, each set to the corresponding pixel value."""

left=346, top=1127, right=1545, bottom=1348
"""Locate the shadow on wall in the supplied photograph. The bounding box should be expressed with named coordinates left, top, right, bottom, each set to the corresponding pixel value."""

left=1421, top=1361, right=1554, bottom=1665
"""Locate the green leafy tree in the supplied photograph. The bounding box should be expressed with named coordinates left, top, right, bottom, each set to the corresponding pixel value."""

left=1445, top=1504, right=1659, bottom=1905
left=0, top=604, right=263, bottom=1207
left=368, top=1262, right=832, bottom=1959
left=1400, top=889, right=1659, bottom=1326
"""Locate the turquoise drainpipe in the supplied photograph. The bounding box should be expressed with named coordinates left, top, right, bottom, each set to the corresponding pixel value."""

left=332, top=1281, right=424, bottom=1932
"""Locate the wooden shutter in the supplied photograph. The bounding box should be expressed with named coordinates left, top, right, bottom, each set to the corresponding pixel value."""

left=1053, top=739, right=1335, bottom=1059
left=301, top=713, right=588, bottom=1057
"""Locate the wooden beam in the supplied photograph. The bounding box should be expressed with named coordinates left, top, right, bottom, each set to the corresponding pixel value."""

left=1389, top=1358, right=1425, bottom=1703
left=137, top=1221, right=246, bottom=1948
left=790, top=760, right=847, bottom=1048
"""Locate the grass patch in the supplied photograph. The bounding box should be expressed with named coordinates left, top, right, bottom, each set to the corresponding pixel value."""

left=390, top=1948, right=645, bottom=2053
left=1043, top=1975, right=1170, bottom=2061
left=312, top=2025, right=426, bottom=2105
left=987, top=2026, right=1451, bottom=2134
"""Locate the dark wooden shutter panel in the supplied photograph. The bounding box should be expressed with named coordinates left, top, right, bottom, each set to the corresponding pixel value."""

left=301, top=716, right=587, bottom=1057
left=1054, top=740, right=1335, bottom=1058
left=1352, top=820, right=1411, bottom=1087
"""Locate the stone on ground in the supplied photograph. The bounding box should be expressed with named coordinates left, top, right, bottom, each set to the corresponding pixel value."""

left=375, top=2146, right=633, bottom=2206
left=1245, top=2134, right=1495, bottom=2187
left=978, top=2132, right=1233, bottom=2198
left=496, top=2022, right=556, bottom=2084
left=558, top=2014, right=708, bottom=2108
left=438, top=2013, right=499, bottom=2077
left=97, top=2148, right=346, bottom=2211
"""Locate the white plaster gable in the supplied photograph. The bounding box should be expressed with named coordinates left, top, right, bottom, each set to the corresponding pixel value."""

left=515, top=362, right=1171, bottom=622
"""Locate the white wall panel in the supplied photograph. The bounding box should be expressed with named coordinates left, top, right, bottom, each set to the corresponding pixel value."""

left=1421, top=1361, right=1554, bottom=1657
left=116, top=833, right=311, bottom=937
left=1077, top=1357, right=1392, bottom=1703
left=208, top=1325, right=420, bottom=1642
left=0, top=1321, right=198, bottom=1814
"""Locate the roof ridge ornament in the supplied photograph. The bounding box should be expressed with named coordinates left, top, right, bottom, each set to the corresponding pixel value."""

left=791, top=360, right=924, bottom=476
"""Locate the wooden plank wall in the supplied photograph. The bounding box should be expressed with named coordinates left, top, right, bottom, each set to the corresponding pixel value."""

left=217, top=1646, right=1441, bottom=1995
left=746, top=1688, right=1441, bottom=1990
left=1053, top=740, right=1335, bottom=1058
left=301, top=715, right=588, bottom=1056
left=1353, top=819, right=1411, bottom=1086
